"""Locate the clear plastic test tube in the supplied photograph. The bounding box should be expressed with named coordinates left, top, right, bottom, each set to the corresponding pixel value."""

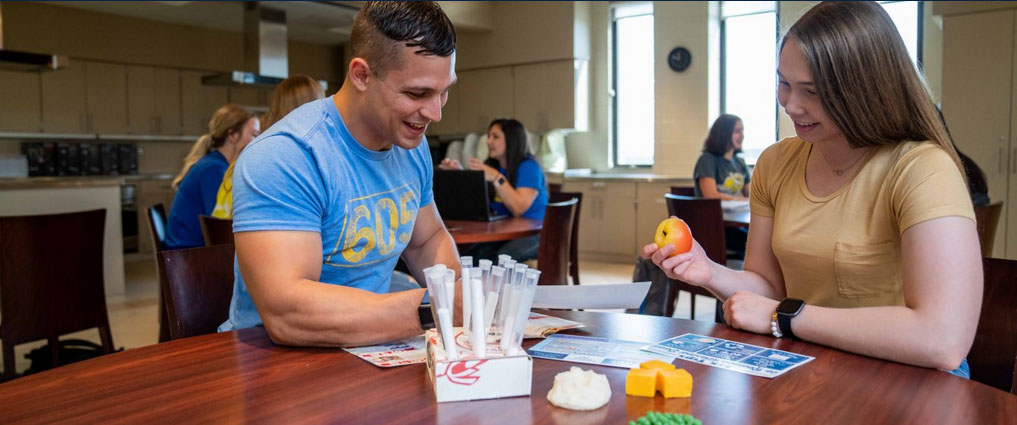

left=469, top=276, right=486, bottom=357
left=507, top=269, right=541, bottom=355
left=461, top=267, right=472, bottom=338
left=481, top=266, right=506, bottom=338
left=460, top=256, right=473, bottom=269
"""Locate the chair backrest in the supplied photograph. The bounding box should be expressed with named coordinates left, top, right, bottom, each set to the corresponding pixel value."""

left=548, top=182, right=563, bottom=193
left=199, top=215, right=234, bottom=246
left=146, top=203, right=168, bottom=253
left=536, top=198, right=578, bottom=285
left=159, top=244, right=236, bottom=340
left=670, top=186, right=696, bottom=197
left=549, top=191, right=582, bottom=285
left=968, top=257, right=1017, bottom=393
left=973, top=201, right=1003, bottom=257
left=663, top=194, right=726, bottom=263
left=0, top=209, right=113, bottom=347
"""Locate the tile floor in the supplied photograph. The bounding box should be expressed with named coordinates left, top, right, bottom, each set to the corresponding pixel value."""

left=4, top=256, right=716, bottom=376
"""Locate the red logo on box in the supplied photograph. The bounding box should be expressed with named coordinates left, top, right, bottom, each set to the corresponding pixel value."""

left=437, top=360, right=488, bottom=386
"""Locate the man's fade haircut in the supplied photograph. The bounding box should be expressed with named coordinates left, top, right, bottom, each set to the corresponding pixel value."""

left=350, top=1, right=456, bottom=77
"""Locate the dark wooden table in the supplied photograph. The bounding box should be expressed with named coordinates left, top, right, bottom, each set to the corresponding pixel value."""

left=445, top=217, right=543, bottom=244
left=1, top=311, right=1014, bottom=424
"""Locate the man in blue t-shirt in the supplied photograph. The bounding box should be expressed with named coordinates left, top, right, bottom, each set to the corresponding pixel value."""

left=219, top=1, right=461, bottom=347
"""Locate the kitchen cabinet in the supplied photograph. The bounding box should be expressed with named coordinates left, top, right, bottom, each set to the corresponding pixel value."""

left=635, top=182, right=674, bottom=250
left=84, top=61, right=128, bottom=134
left=941, top=7, right=1017, bottom=259
left=457, top=67, right=514, bottom=133
left=180, top=70, right=228, bottom=136
left=512, top=59, right=577, bottom=133
left=0, top=70, right=41, bottom=132
left=564, top=180, right=637, bottom=262
left=229, top=86, right=261, bottom=108
left=41, top=63, right=87, bottom=133
left=129, top=65, right=181, bottom=135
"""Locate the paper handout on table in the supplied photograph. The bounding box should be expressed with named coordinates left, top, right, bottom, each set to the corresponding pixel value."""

left=531, top=282, right=651, bottom=310
left=527, top=334, right=675, bottom=369
left=342, top=335, right=427, bottom=368
left=642, top=333, right=814, bottom=378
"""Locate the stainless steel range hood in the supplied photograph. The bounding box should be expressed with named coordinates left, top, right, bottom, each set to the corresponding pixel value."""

left=0, top=3, right=67, bottom=72
left=202, top=2, right=286, bottom=88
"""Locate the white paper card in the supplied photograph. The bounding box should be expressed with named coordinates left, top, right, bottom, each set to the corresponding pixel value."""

left=531, top=282, right=651, bottom=310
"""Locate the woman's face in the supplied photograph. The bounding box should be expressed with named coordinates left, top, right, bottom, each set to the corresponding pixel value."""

left=777, top=38, right=844, bottom=146
left=487, top=124, right=506, bottom=161
left=232, top=117, right=261, bottom=150
left=731, top=120, right=744, bottom=152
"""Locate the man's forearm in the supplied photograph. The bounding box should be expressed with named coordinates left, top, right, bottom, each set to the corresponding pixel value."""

left=259, top=281, right=426, bottom=347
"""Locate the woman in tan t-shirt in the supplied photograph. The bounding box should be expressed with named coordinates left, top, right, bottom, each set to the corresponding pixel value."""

left=644, top=1, right=982, bottom=375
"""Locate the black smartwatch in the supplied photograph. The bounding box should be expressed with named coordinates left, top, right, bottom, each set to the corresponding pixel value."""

left=776, top=298, right=806, bottom=340
left=496, top=176, right=506, bottom=187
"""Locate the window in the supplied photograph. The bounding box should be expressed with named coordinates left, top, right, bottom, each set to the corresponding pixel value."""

left=879, top=1, right=921, bottom=66
left=721, top=2, right=777, bottom=163
left=611, top=2, right=654, bottom=167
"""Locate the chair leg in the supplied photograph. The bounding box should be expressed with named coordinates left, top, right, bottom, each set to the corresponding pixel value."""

left=664, top=282, right=677, bottom=317
left=690, top=295, right=697, bottom=321
left=3, top=342, right=16, bottom=381
left=48, top=336, right=60, bottom=367
left=98, top=325, right=115, bottom=354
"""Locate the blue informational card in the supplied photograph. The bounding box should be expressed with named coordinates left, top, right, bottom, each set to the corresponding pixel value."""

left=642, top=333, right=814, bottom=378
left=527, top=334, right=675, bottom=369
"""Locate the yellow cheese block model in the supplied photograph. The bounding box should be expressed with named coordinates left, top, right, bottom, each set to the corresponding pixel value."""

left=639, top=359, right=676, bottom=371
left=625, top=368, right=658, bottom=397
left=625, top=360, right=693, bottom=398
left=658, top=368, right=693, bottom=398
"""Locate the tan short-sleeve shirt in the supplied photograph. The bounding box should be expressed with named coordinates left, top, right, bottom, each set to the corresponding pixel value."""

left=749, top=137, right=974, bottom=308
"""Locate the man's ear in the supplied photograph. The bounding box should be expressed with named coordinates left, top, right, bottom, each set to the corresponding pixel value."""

left=348, top=58, right=372, bottom=92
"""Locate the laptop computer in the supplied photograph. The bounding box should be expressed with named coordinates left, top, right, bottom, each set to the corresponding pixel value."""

left=432, top=169, right=509, bottom=221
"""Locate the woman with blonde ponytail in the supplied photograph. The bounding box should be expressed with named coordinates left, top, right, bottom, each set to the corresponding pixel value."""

left=644, top=2, right=981, bottom=377
left=211, top=75, right=324, bottom=219
left=165, top=104, right=259, bottom=249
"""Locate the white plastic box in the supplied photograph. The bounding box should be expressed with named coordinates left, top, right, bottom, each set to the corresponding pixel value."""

left=425, top=328, right=532, bottom=403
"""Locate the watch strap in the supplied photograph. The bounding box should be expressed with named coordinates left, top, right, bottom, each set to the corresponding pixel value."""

left=777, top=310, right=796, bottom=340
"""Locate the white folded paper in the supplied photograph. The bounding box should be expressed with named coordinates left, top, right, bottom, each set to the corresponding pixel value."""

left=530, top=282, right=651, bottom=310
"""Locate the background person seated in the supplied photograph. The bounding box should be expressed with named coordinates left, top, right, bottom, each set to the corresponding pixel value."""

left=439, top=118, right=548, bottom=262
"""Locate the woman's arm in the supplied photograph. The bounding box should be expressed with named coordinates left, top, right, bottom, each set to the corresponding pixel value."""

left=468, top=158, right=539, bottom=217
left=742, top=181, right=751, bottom=198
left=724, top=216, right=982, bottom=370
left=698, top=177, right=747, bottom=200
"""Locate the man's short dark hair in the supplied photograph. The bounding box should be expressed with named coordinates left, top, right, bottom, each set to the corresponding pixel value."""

left=350, top=1, right=456, bottom=77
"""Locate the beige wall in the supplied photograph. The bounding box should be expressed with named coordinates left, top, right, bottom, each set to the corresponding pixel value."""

left=455, top=1, right=575, bottom=70
left=2, top=2, right=343, bottom=83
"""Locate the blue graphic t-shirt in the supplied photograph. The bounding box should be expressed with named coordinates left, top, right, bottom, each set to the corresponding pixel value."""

left=491, top=157, right=548, bottom=219
left=220, top=97, right=433, bottom=331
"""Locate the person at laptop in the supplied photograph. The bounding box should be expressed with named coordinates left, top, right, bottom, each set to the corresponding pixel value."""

left=218, top=1, right=461, bottom=347
left=439, top=118, right=549, bottom=261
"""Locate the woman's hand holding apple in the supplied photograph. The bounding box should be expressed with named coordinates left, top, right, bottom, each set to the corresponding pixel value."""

left=642, top=240, right=715, bottom=287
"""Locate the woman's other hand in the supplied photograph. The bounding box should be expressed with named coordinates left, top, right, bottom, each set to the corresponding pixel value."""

left=723, top=290, right=779, bottom=335
left=468, top=158, right=500, bottom=182
left=641, top=238, right=714, bottom=287
left=438, top=158, right=463, bottom=170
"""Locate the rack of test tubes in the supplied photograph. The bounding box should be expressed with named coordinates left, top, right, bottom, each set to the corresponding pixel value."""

left=422, top=255, right=541, bottom=403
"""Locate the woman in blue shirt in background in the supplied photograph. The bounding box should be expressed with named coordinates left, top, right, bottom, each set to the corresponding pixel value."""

left=164, top=104, right=259, bottom=249
left=440, top=118, right=548, bottom=261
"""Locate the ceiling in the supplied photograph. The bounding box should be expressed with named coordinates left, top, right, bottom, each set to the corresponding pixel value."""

left=34, top=1, right=364, bottom=45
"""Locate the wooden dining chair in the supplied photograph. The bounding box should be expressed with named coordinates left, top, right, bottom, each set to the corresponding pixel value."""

left=548, top=182, right=563, bottom=193
left=663, top=193, right=725, bottom=322
left=973, top=201, right=1003, bottom=257
left=0, top=209, right=115, bottom=380
left=967, top=257, right=1017, bottom=393
left=548, top=191, right=583, bottom=285
left=670, top=186, right=696, bottom=197
left=145, top=204, right=172, bottom=343
left=199, top=215, right=234, bottom=246
left=159, top=244, right=236, bottom=340
left=536, top=198, right=578, bottom=285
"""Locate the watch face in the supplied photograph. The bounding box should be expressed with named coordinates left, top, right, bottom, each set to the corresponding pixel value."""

left=777, top=298, right=806, bottom=315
